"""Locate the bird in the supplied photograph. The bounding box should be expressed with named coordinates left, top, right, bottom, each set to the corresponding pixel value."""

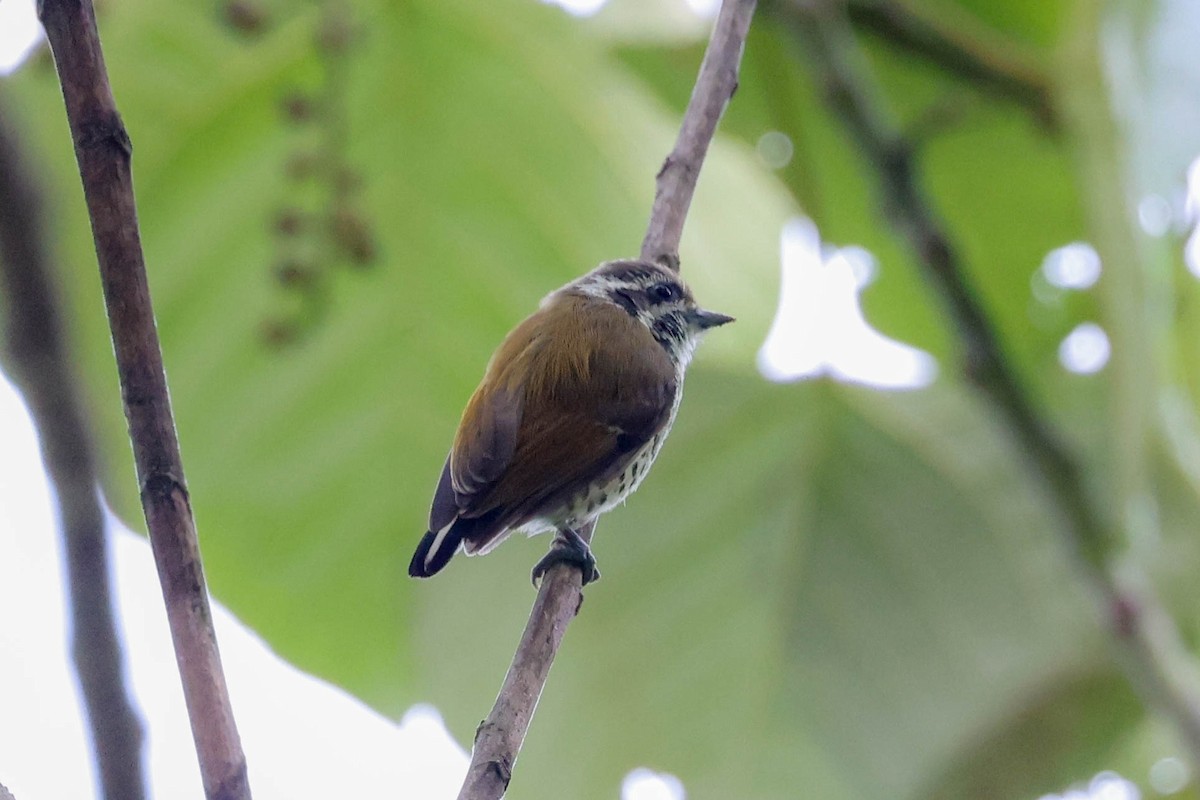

left=408, top=258, right=733, bottom=586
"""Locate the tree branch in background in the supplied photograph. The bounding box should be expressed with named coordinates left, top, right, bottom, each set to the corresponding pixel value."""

left=845, top=0, right=1056, bottom=129
left=641, top=0, right=759, bottom=267
left=774, top=0, right=1200, bottom=767
left=0, top=106, right=146, bottom=800
left=35, top=1, right=251, bottom=798
left=456, top=3, right=758, bottom=798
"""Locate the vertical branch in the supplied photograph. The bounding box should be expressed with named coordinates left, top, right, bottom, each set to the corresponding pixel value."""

left=0, top=104, right=146, bottom=800
left=456, top=3, right=758, bottom=798
left=775, top=0, right=1200, bottom=765
left=641, top=0, right=758, bottom=268
left=35, top=1, right=252, bottom=798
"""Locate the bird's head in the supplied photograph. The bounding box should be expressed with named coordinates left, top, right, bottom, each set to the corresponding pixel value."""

left=559, top=259, right=734, bottom=367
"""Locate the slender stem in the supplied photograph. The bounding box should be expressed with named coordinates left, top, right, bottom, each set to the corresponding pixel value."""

left=780, top=0, right=1110, bottom=570
left=0, top=102, right=146, bottom=800
left=641, top=0, right=759, bottom=268
left=35, top=1, right=251, bottom=797
left=456, top=541, right=589, bottom=800
left=456, top=3, right=758, bottom=797
left=845, top=0, right=1056, bottom=128
left=777, top=0, right=1200, bottom=765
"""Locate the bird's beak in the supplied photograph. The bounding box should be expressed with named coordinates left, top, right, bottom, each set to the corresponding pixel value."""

left=689, top=308, right=735, bottom=330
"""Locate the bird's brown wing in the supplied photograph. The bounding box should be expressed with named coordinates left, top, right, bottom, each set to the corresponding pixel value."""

left=427, top=379, right=522, bottom=529
left=453, top=297, right=677, bottom=553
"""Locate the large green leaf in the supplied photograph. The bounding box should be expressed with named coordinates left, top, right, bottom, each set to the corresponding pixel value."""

left=5, top=0, right=1200, bottom=798
left=3, top=0, right=789, bottom=731
left=620, top=5, right=1089, bottom=377
left=412, top=372, right=1132, bottom=800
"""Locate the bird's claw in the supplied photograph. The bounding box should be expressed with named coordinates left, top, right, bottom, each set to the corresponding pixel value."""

left=531, top=528, right=600, bottom=587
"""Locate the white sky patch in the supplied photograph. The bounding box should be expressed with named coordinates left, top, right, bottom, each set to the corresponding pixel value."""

left=758, top=217, right=937, bottom=390
left=1188, top=227, right=1200, bottom=279
left=1188, top=156, right=1200, bottom=222
left=684, top=0, right=720, bottom=18
left=1058, top=322, right=1110, bottom=374
left=0, top=0, right=42, bottom=75
left=1037, top=771, right=1141, bottom=800
left=1137, top=193, right=1173, bottom=237
left=0, top=376, right=469, bottom=798
left=622, top=767, right=687, bottom=800
left=1041, top=242, right=1102, bottom=290
left=1186, top=155, right=1200, bottom=277
left=540, top=0, right=608, bottom=16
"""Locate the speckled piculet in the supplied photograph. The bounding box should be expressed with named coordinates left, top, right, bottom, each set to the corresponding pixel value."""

left=408, top=259, right=733, bottom=585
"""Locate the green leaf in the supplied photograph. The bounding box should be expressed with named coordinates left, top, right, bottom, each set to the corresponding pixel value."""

left=6, top=0, right=1200, bottom=798
left=3, top=0, right=790, bottom=716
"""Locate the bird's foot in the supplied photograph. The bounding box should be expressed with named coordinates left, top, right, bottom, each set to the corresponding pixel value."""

left=531, top=527, right=600, bottom=587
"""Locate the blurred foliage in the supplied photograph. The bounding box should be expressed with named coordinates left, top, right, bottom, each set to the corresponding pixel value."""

left=3, top=0, right=1200, bottom=798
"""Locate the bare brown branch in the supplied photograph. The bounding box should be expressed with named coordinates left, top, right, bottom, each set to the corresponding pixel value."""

left=35, top=0, right=251, bottom=797
left=641, top=0, right=759, bottom=268
left=457, top=559, right=587, bottom=800
left=0, top=102, right=146, bottom=800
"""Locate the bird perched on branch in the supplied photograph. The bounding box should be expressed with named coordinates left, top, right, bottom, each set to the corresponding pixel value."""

left=408, top=258, right=733, bottom=586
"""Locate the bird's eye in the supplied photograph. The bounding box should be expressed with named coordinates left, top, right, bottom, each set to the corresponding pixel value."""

left=649, top=282, right=679, bottom=304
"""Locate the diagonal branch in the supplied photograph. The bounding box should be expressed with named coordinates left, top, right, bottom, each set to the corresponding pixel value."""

left=35, top=1, right=251, bottom=798
left=642, top=0, right=759, bottom=268
left=456, top=524, right=593, bottom=800
left=845, top=0, right=1056, bottom=129
left=456, top=3, right=757, bottom=798
left=778, top=0, right=1105, bottom=567
left=775, top=0, right=1200, bottom=767
left=0, top=101, right=146, bottom=800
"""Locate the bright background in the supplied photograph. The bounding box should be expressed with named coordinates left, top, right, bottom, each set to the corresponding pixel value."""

left=0, top=2, right=703, bottom=797
left=3, top=0, right=1200, bottom=798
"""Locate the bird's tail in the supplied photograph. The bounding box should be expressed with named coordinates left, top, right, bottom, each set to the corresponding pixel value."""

left=408, top=523, right=463, bottom=578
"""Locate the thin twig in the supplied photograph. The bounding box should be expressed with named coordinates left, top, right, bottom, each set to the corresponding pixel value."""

left=456, top=3, right=757, bottom=798
left=777, top=0, right=1200, bottom=765
left=0, top=101, right=146, bottom=800
left=844, top=0, right=1056, bottom=129
left=641, top=0, right=759, bottom=268
left=781, top=0, right=1105, bottom=565
left=456, top=553, right=589, bottom=800
left=35, top=1, right=251, bottom=798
